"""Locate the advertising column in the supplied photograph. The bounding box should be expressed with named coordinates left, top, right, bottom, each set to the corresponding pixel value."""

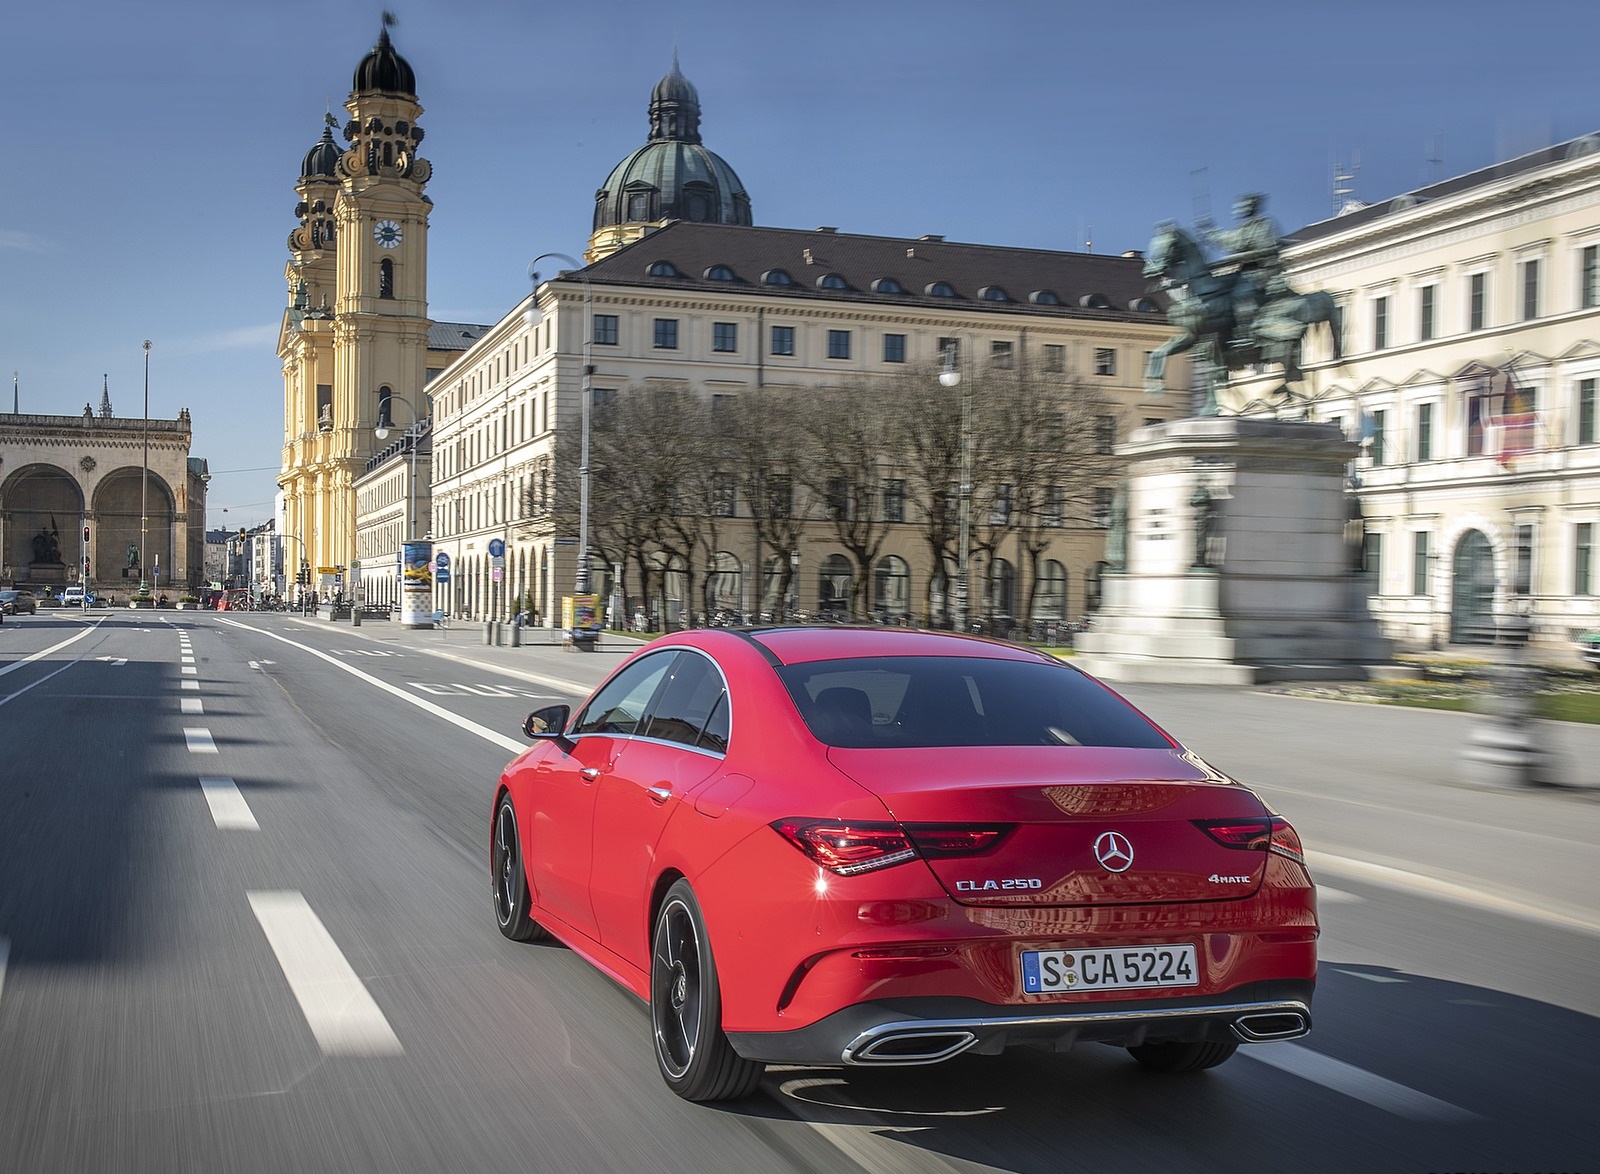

left=400, top=541, right=435, bottom=628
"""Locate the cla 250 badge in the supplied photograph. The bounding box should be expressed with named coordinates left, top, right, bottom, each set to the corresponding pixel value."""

left=956, top=878, right=1043, bottom=891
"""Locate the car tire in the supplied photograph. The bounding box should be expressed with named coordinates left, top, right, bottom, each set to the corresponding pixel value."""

left=491, top=794, right=548, bottom=942
left=651, top=879, right=763, bottom=1102
left=1127, top=1039, right=1239, bottom=1073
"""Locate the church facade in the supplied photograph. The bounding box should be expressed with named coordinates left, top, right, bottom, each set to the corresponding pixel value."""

left=275, top=23, right=476, bottom=588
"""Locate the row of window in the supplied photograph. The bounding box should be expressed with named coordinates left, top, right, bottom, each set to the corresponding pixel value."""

left=1365, top=522, right=1596, bottom=596
left=639, top=258, right=1160, bottom=311
left=603, top=314, right=1125, bottom=374
left=1360, top=246, right=1600, bottom=353
left=1354, top=377, right=1598, bottom=465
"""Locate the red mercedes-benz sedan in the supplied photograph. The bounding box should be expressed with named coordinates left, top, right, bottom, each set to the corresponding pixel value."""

left=491, top=628, right=1317, bottom=1102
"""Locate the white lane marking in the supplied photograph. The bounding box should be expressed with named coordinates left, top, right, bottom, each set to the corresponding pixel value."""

left=93, top=656, right=129, bottom=665
left=183, top=728, right=218, bottom=754
left=217, top=619, right=525, bottom=754
left=1315, top=886, right=1363, bottom=904
left=181, top=656, right=195, bottom=664
left=0, top=622, right=102, bottom=679
left=247, top=891, right=402, bottom=1056
left=1308, top=850, right=1600, bottom=938
left=247, top=661, right=259, bottom=670
left=181, top=666, right=197, bottom=676
left=1333, top=968, right=1406, bottom=983
left=199, top=777, right=257, bottom=830
left=181, top=680, right=199, bottom=691
left=0, top=936, right=8, bottom=1011
left=1247, top=1043, right=1477, bottom=1122
left=181, top=698, right=203, bottom=714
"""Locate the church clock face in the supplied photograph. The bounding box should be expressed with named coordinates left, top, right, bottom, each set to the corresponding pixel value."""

left=374, top=219, right=403, bottom=249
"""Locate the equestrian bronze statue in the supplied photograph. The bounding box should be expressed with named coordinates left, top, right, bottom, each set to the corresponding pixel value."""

left=1142, top=194, right=1341, bottom=415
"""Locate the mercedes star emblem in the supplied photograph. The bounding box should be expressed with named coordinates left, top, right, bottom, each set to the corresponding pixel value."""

left=1093, top=831, right=1135, bottom=873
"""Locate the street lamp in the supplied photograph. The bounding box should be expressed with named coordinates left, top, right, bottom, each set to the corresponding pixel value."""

left=941, top=342, right=971, bottom=631
left=374, top=393, right=427, bottom=544
left=137, top=340, right=152, bottom=602
left=526, top=253, right=594, bottom=599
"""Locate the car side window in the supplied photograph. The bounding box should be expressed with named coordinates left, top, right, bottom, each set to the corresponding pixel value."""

left=573, top=652, right=675, bottom=736
left=642, top=652, right=728, bottom=752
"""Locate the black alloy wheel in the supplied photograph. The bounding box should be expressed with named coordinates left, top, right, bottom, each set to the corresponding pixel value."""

left=650, top=880, right=762, bottom=1102
left=491, top=794, right=546, bottom=942
left=1127, top=1039, right=1239, bottom=1073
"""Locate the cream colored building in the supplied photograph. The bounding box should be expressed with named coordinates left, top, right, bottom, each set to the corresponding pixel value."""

left=429, top=221, right=1181, bottom=628
left=1228, top=135, right=1600, bottom=649
left=353, top=419, right=431, bottom=611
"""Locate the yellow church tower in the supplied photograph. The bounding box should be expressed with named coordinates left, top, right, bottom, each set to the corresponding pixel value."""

left=278, top=18, right=433, bottom=582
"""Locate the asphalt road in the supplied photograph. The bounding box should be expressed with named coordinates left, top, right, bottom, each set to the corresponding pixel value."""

left=0, top=610, right=1594, bottom=1174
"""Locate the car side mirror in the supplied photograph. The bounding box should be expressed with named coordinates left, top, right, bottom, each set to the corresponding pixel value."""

left=523, top=704, right=571, bottom=739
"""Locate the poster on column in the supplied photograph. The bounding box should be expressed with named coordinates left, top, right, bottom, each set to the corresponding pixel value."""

left=401, top=541, right=435, bottom=627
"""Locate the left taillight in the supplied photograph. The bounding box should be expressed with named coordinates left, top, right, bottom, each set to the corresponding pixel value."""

left=772, top=819, right=1013, bottom=877
left=1194, top=816, right=1306, bottom=864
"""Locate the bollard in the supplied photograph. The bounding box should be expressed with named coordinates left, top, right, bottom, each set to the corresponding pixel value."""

left=483, top=619, right=495, bottom=646
left=352, top=606, right=361, bottom=627
left=510, top=623, right=521, bottom=648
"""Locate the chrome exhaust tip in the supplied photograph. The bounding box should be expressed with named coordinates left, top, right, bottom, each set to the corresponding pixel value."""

left=847, top=1030, right=979, bottom=1065
left=1231, top=1011, right=1310, bottom=1042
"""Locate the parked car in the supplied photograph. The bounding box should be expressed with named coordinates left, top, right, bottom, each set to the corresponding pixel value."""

left=0, top=589, right=37, bottom=615
left=491, top=627, right=1318, bottom=1102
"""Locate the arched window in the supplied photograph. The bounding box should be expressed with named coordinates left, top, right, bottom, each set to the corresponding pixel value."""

left=987, top=557, right=1016, bottom=620
left=706, top=551, right=742, bottom=614
left=1030, top=290, right=1061, bottom=305
left=817, top=273, right=849, bottom=290
left=1034, top=559, right=1068, bottom=621
left=872, top=277, right=905, bottom=294
left=377, top=385, right=394, bottom=429
left=1131, top=297, right=1162, bottom=312
left=926, top=281, right=958, bottom=298
left=704, top=264, right=736, bottom=281
left=762, top=269, right=794, bottom=286
left=647, top=260, right=680, bottom=278
left=379, top=258, right=394, bottom=299
left=1079, top=293, right=1112, bottom=309
left=647, top=550, right=687, bottom=628
left=1085, top=561, right=1108, bottom=613
left=978, top=285, right=1009, bottom=302
left=818, top=554, right=853, bottom=617
left=872, top=555, right=911, bottom=620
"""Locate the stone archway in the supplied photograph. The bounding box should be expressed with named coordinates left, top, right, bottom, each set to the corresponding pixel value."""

left=1449, top=529, right=1497, bottom=643
left=2, top=463, right=85, bottom=585
left=92, top=468, right=176, bottom=589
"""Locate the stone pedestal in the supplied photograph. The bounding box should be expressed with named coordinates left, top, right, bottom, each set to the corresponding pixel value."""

left=27, top=562, right=67, bottom=585
left=1076, top=418, right=1391, bottom=684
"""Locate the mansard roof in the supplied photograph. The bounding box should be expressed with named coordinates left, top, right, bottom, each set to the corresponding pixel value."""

left=578, top=222, right=1167, bottom=320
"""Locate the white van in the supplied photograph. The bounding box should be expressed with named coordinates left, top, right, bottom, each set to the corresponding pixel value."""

left=62, top=586, right=88, bottom=605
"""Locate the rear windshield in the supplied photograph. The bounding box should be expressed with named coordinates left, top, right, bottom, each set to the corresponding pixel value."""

left=778, top=656, right=1174, bottom=750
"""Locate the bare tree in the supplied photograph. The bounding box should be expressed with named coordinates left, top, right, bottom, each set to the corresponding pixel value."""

left=728, top=388, right=815, bottom=617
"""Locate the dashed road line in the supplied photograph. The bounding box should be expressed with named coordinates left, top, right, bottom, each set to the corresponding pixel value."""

left=0, top=936, right=8, bottom=1012
left=1246, top=1042, right=1477, bottom=1122
left=1333, top=968, right=1406, bottom=983
left=181, top=698, right=203, bottom=714
left=181, top=666, right=197, bottom=676
left=181, top=680, right=199, bottom=691
left=199, top=777, right=258, bottom=830
left=183, top=728, right=218, bottom=754
left=247, top=891, right=402, bottom=1056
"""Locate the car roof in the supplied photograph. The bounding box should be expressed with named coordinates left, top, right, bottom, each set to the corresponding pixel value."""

left=733, top=626, right=1056, bottom=667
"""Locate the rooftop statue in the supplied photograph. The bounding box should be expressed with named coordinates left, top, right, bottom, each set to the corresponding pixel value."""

left=1142, top=193, right=1342, bottom=415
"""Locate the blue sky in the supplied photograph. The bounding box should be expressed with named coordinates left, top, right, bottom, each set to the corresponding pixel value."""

left=3, top=0, right=1596, bottom=528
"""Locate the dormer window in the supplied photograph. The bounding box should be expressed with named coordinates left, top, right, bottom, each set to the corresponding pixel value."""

left=647, top=260, right=681, bottom=278
left=1029, top=290, right=1061, bottom=305
left=1079, top=293, right=1112, bottom=309
left=872, top=277, right=906, bottom=294
left=762, top=269, right=794, bottom=286
left=978, top=286, right=1009, bottom=302
left=704, top=265, right=736, bottom=281
left=926, top=281, right=958, bottom=298
left=1131, top=297, right=1162, bottom=312
left=817, top=273, right=849, bottom=290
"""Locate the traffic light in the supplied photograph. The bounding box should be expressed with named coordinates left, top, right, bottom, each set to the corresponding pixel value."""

left=83, top=525, right=90, bottom=545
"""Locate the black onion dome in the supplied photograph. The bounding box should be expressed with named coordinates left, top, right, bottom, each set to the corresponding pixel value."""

left=300, top=121, right=342, bottom=179
left=353, top=26, right=416, bottom=97
left=648, top=52, right=702, bottom=144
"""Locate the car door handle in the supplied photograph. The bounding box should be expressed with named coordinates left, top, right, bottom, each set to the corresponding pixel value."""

left=580, top=767, right=603, bottom=781
left=646, top=785, right=672, bottom=804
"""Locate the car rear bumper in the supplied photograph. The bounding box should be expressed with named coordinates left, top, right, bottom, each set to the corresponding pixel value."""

left=726, top=979, right=1313, bottom=1066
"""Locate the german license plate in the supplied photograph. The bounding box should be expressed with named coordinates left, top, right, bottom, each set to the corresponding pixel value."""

left=1021, top=944, right=1198, bottom=993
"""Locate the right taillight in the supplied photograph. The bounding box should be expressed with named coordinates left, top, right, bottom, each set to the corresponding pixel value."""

left=1195, top=815, right=1305, bottom=864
